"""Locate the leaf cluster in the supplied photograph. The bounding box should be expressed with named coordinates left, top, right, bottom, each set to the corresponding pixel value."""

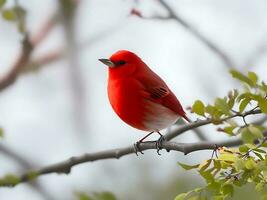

left=176, top=70, right=267, bottom=200
left=75, top=191, right=117, bottom=200
left=0, top=0, right=27, bottom=33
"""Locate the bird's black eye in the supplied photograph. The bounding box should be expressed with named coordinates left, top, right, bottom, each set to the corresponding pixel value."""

left=116, top=60, right=126, bottom=66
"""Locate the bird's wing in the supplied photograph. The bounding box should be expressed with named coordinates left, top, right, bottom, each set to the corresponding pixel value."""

left=147, top=85, right=186, bottom=115
left=137, top=78, right=188, bottom=121
left=148, top=86, right=169, bottom=100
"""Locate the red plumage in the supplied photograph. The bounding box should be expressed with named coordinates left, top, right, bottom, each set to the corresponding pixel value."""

left=101, top=50, right=189, bottom=132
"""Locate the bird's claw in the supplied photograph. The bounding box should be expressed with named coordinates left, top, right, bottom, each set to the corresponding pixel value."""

left=211, top=144, right=219, bottom=159
left=134, top=142, right=144, bottom=156
left=156, top=135, right=165, bottom=155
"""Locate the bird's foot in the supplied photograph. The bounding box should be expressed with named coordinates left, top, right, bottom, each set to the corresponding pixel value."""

left=134, top=141, right=144, bottom=156
left=156, top=135, right=165, bottom=155
left=211, top=144, right=219, bottom=159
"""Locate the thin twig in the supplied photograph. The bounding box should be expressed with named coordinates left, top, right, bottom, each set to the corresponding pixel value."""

left=0, top=145, right=56, bottom=200
left=157, top=0, right=235, bottom=68
left=0, top=11, right=58, bottom=92
left=0, top=109, right=263, bottom=187
left=0, top=34, right=33, bottom=91
left=165, top=109, right=262, bottom=141
left=0, top=139, right=251, bottom=187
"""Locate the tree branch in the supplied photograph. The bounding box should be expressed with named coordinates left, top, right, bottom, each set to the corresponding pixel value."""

left=0, top=11, right=58, bottom=92
left=157, top=0, right=235, bottom=68
left=165, top=109, right=262, bottom=141
left=0, top=144, right=56, bottom=200
left=0, top=135, right=262, bottom=188
left=0, top=1, right=76, bottom=92
left=0, top=109, right=263, bottom=187
left=0, top=35, right=33, bottom=91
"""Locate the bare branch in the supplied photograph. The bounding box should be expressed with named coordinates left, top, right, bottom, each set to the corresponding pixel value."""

left=0, top=134, right=263, bottom=188
left=0, top=109, right=263, bottom=187
left=0, top=35, right=33, bottom=92
left=165, top=109, right=262, bottom=141
left=0, top=10, right=58, bottom=92
left=0, top=144, right=56, bottom=200
left=0, top=0, right=81, bottom=92
left=0, top=145, right=34, bottom=169
left=157, top=0, right=235, bottom=68
left=30, top=14, right=58, bottom=47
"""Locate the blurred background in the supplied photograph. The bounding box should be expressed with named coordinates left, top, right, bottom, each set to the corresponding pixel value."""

left=0, top=0, right=266, bottom=199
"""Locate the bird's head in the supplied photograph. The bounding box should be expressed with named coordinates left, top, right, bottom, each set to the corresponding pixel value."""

left=99, top=50, right=143, bottom=79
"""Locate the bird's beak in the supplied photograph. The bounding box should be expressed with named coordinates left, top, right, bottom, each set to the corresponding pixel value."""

left=98, top=58, right=115, bottom=67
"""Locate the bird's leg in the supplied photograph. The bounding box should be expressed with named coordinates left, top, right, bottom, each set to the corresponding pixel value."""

left=156, top=131, right=165, bottom=155
left=134, top=131, right=154, bottom=155
left=211, top=144, right=219, bottom=159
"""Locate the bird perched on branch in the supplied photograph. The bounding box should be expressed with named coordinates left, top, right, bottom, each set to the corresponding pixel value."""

left=99, top=50, right=189, bottom=154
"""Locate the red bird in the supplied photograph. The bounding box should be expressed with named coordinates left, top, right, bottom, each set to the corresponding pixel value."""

left=99, top=50, right=189, bottom=153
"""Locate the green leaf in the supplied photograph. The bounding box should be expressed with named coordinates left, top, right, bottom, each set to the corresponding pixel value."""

left=26, top=171, right=39, bottom=181
left=198, top=159, right=212, bottom=172
left=215, top=98, right=231, bottom=115
left=234, top=158, right=245, bottom=171
left=227, top=90, right=238, bottom=109
left=218, top=153, right=236, bottom=162
left=220, top=161, right=230, bottom=169
left=207, top=181, right=221, bottom=192
left=0, top=0, right=6, bottom=8
left=213, top=195, right=226, bottom=200
left=221, top=184, right=234, bottom=197
left=13, top=5, right=26, bottom=33
left=237, top=92, right=253, bottom=102
left=223, top=125, right=237, bottom=135
left=245, top=159, right=256, bottom=170
left=254, top=152, right=264, bottom=161
left=248, top=72, right=258, bottom=85
left=255, top=183, right=265, bottom=192
left=213, top=160, right=222, bottom=169
left=246, top=143, right=257, bottom=149
left=239, top=98, right=250, bottom=112
left=230, top=69, right=254, bottom=87
left=261, top=194, right=267, bottom=200
left=239, top=145, right=249, bottom=153
left=249, top=125, right=263, bottom=139
left=258, top=97, right=267, bottom=114
left=0, top=174, right=20, bottom=186
left=264, top=155, right=267, bottom=165
left=241, top=127, right=258, bottom=144
left=261, top=142, right=267, bottom=147
left=192, top=100, right=205, bottom=116
left=261, top=82, right=267, bottom=93
left=94, top=192, right=117, bottom=200
left=174, top=193, right=187, bottom=200
left=199, top=170, right=214, bottom=183
left=2, top=9, right=16, bottom=21
left=75, top=192, right=93, bottom=200
left=0, top=127, right=4, bottom=138
left=227, top=98, right=235, bottom=109
left=178, top=162, right=199, bottom=170
left=205, top=105, right=222, bottom=120
left=253, top=148, right=266, bottom=153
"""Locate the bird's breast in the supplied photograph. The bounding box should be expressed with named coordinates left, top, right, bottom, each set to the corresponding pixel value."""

left=108, top=77, right=179, bottom=131
left=108, top=78, right=147, bottom=130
